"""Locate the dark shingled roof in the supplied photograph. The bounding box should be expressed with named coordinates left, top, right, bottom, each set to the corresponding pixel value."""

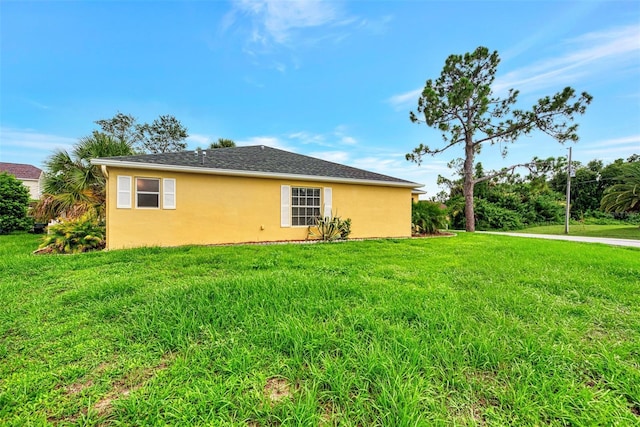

left=93, top=145, right=419, bottom=185
left=0, top=162, right=43, bottom=180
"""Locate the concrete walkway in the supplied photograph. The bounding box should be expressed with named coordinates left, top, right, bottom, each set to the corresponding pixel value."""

left=478, top=231, right=640, bottom=248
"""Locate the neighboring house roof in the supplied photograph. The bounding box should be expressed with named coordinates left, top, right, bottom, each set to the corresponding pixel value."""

left=92, top=145, right=422, bottom=188
left=0, top=162, right=43, bottom=180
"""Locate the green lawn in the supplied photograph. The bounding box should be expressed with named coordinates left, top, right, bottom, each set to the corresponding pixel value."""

left=517, top=224, right=640, bottom=240
left=1, top=233, right=639, bottom=425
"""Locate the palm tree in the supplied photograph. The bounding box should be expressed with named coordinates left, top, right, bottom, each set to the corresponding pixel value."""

left=34, top=132, right=133, bottom=221
left=600, top=162, right=640, bottom=216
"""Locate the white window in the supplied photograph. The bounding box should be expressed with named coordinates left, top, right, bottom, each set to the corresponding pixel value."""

left=136, top=178, right=160, bottom=208
left=291, top=187, right=321, bottom=226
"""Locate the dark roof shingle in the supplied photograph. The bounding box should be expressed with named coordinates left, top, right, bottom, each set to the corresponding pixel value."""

left=93, top=145, right=419, bottom=186
left=0, top=162, right=43, bottom=180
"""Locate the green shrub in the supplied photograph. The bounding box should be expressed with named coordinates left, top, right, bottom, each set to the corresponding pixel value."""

left=412, top=201, right=448, bottom=234
left=0, top=172, right=32, bottom=234
left=580, top=212, right=640, bottom=225
left=37, top=213, right=105, bottom=254
left=308, top=213, right=352, bottom=241
left=475, top=199, right=524, bottom=230
left=527, top=193, right=564, bottom=224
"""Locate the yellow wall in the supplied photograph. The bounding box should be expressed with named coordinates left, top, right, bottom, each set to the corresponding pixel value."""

left=105, top=167, right=412, bottom=249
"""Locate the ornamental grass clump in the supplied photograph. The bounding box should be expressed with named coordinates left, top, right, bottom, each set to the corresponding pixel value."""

left=37, top=212, right=105, bottom=254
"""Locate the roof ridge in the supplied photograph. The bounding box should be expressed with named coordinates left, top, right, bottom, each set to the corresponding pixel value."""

left=91, top=145, right=422, bottom=187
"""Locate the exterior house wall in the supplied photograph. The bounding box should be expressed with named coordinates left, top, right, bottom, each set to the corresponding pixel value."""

left=105, top=166, right=412, bottom=249
left=21, top=177, right=43, bottom=200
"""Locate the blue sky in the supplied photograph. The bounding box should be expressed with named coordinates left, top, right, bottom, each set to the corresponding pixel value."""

left=1, top=0, right=639, bottom=196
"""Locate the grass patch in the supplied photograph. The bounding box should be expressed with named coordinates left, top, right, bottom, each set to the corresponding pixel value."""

left=1, top=233, right=639, bottom=425
left=518, top=224, right=640, bottom=240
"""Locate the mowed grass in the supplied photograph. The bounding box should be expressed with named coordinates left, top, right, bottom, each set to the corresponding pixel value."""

left=518, top=224, right=640, bottom=240
left=1, top=233, right=639, bottom=426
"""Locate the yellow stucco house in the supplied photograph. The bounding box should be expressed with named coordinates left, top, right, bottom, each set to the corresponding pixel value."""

left=91, top=145, right=423, bottom=249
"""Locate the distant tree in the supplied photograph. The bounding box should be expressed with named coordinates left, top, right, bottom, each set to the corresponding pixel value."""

left=550, top=160, right=603, bottom=217
left=95, top=112, right=139, bottom=146
left=35, top=131, right=133, bottom=221
left=406, top=46, right=592, bottom=232
left=600, top=162, right=640, bottom=215
left=137, top=115, right=189, bottom=154
left=209, top=138, right=236, bottom=149
left=473, top=163, right=489, bottom=200
left=0, top=172, right=31, bottom=234
left=96, top=113, right=189, bottom=154
left=547, top=157, right=639, bottom=218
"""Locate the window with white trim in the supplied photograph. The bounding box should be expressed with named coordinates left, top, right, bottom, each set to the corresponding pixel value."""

left=291, top=187, right=321, bottom=226
left=136, top=178, right=160, bottom=208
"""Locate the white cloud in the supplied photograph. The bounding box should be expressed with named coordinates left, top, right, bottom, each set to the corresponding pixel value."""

left=333, top=125, right=357, bottom=145
left=232, top=0, right=342, bottom=45
left=0, top=127, right=77, bottom=168
left=580, top=134, right=640, bottom=159
left=288, top=131, right=326, bottom=145
left=581, top=146, right=639, bottom=157
left=387, top=88, right=421, bottom=110
left=494, top=24, right=640, bottom=95
left=387, top=24, right=640, bottom=109
left=350, top=154, right=447, bottom=180
left=186, top=133, right=211, bottom=147
left=272, top=61, right=287, bottom=72
left=356, top=15, right=393, bottom=35
left=309, top=150, right=349, bottom=163
left=236, top=135, right=294, bottom=151
left=287, top=126, right=359, bottom=147
left=0, top=127, right=76, bottom=152
left=345, top=153, right=452, bottom=196
left=585, top=135, right=640, bottom=148
left=21, top=98, right=51, bottom=110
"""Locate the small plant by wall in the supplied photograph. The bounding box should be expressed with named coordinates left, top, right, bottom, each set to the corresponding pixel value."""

left=308, top=213, right=351, bottom=242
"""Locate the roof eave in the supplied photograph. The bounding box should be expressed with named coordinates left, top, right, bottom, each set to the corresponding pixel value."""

left=91, top=159, right=422, bottom=189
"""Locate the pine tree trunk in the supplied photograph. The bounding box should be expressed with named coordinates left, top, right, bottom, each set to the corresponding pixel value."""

left=464, top=139, right=476, bottom=232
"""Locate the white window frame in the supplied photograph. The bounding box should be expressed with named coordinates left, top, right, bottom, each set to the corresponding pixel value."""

left=291, top=186, right=322, bottom=227
left=135, top=177, right=161, bottom=209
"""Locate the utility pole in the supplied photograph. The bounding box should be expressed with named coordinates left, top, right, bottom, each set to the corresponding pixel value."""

left=564, top=147, right=572, bottom=234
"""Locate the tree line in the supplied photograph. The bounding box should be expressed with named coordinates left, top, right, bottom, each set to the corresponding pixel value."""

left=435, top=156, right=639, bottom=231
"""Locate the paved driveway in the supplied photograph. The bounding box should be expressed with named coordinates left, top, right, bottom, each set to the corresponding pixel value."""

left=478, top=231, right=640, bottom=248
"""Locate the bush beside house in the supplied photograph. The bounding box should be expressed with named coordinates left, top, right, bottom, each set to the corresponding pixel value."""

left=0, top=172, right=32, bottom=234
